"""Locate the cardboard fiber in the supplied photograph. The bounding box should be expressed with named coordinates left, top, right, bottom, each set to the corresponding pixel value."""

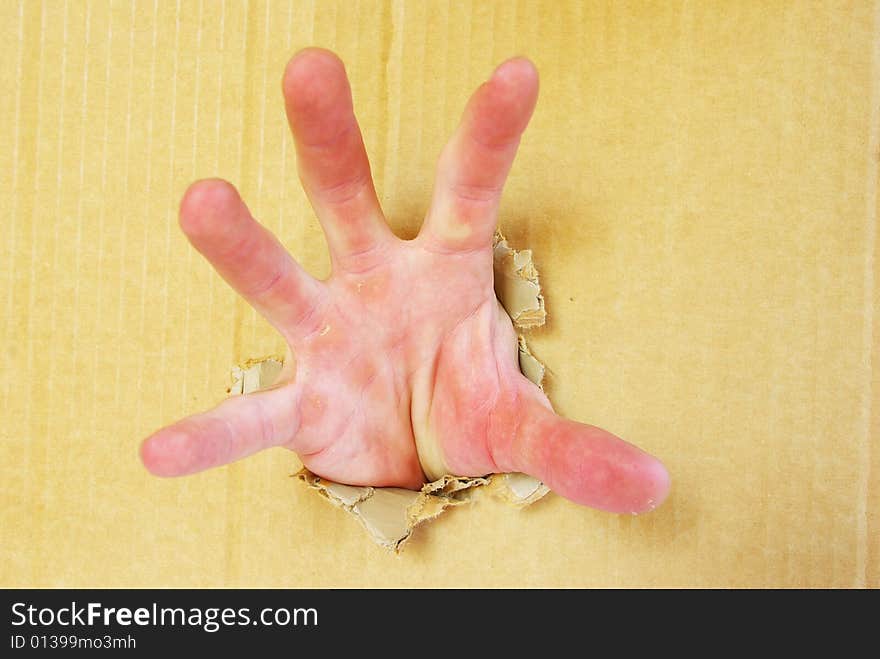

left=230, top=234, right=548, bottom=552
left=1, top=1, right=877, bottom=587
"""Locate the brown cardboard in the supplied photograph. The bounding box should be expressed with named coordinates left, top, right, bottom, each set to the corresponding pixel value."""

left=296, top=471, right=488, bottom=552
left=517, top=336, right=545, bottom=391
left=229, top=357, right=283, bottom=396
left=230, top=235, right=549, bottom=552
left=1, top=1, right=877, bottom=587
left=493, top=231, right=546, bottom=329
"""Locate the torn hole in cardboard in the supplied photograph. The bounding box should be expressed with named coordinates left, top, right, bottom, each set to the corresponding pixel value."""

left=228, top=231, right=550, bottom=552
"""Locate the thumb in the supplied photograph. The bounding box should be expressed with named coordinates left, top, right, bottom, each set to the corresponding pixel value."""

left=494, top=381, right=671, bottom=514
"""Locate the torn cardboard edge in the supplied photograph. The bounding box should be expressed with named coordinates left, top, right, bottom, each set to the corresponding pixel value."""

left=493, top=231, right=546, bottom=329
left=228, top=232, right=550, bottom=552
left=295, top=472, right=490, bottom=551
left=227, top=357, right=283, bottom=396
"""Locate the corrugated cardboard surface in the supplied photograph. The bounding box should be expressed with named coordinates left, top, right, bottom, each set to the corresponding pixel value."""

left=1, top=0, right=877, bottom=587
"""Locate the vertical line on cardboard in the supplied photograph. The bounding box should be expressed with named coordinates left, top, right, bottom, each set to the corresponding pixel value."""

left=870, top=0, right=880, bottom=590
left=231, top=0, right=252, bottom=366
left=88, top=0, right=111, bottom=524
left=178, top=0, right=197, bottom=554
left=180, top=0, right=204, bottom=411
left=203, top=0, right=226, bottom=402
left=439, top=0, right=449, bottom=132
left=393, top=0, right=403, bottom=206
left=461, top=0, right=473, bottom=90
left=41, top=0, right=71, bottom=573
left=4, top=0, right=25, bottom=415
left=379, top=0, right=402, bottom=217
left=23, top=0, right=47, bottom=584
left=133, top=0, right=160, bottom=457
left=91, top=1, right=114, bottom=452
left=410, top=0, right=426, bottom=220
left=248, top=0, right=272, bottom=350
left=180, top=0, right=204, bottom=422
left=255, top=0, right=271, bottom=223
left=278, top=0, right=292, bottom=242
left=669, top=0, right=693, bottom=572
left=4, top=0, right=25, bottom=579
left=856, top=0, right=880, bottom=590
left=371, top=0, right=387, bottom=198
left=113, top=0, right=136, bottom=413
left=153, top=0, right=180, bottom=430
left=70, top=0, right=92, bottom=518
left=483, top=1, right=497, bottom=80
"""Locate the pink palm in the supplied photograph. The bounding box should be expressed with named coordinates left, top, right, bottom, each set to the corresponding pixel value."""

left=140, top=49, right=670, bottom=514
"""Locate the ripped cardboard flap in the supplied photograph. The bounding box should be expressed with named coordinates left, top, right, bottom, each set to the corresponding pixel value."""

left=295, top=471, right=489, bottom=551
left=493, top=232, right=546, bottom=329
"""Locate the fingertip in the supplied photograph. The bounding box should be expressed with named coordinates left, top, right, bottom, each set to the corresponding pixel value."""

left=463, top=57, right=539, bottom=149
left=631, top=454, right=672, bottom=514
left=282, top=47, right=348, bottom=113
left=179, top=178, right=241, bottom=238
left=585, top=446, right=671, bottom=515
left=139, top=431, right=195, bottom=478
left=491, top=56, right=539, bottom=92
left=139, top=435, right=167, bottom=477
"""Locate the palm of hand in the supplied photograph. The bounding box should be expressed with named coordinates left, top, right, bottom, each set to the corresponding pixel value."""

left=293, top=241, right=518, bottom=490
left=141, top=49, right=670, bottom=514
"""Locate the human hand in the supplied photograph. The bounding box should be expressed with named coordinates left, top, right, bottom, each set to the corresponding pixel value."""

left=140, top=48, right=670, bottom=514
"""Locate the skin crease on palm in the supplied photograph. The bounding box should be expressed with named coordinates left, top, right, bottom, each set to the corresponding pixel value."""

left=140, top=48, right=671, bottom=515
